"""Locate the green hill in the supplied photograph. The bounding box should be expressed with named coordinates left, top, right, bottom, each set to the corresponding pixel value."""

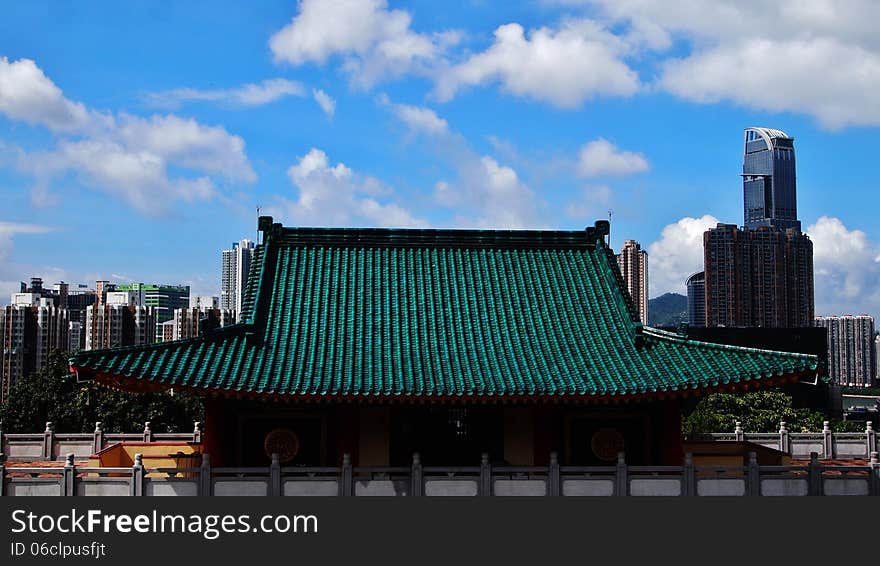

left=648, top=293, right=688, bottom=327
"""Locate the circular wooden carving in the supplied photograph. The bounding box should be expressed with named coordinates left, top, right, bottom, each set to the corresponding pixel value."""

left=263, top=428, right=300, bottom=463
left=591, top=428, right=625, bottom=462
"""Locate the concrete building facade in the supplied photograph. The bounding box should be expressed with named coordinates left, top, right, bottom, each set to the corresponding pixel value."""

left=616, top=239, right=648, bottom=323
left=815, top=315, right=876, bottom=387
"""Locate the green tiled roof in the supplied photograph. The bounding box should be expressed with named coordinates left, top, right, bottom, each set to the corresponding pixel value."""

left=69, top=220, right=820, bottom=400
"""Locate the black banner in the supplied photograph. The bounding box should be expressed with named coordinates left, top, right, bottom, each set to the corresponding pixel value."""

left=0, top=497, right=871, bottom=565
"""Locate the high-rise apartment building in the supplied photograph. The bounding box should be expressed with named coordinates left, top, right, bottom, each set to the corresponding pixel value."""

left=703, top=128, right=814, bottom=328
left=0, top=299, right=70, bottom=402
left=875, top=334, right=880, bottom=385
left=686, top=271, right=706, bottom=327
left=616, top=240, right=648, bottom=323
left=815, top=315, right=876, bottom=387
left=168, top=307, right=236, bottom=341
left=84, top=304, right=156, bottom=350
left=221, top=239, right=255, bottom=314
left=704, top=224, right=814, bottom=327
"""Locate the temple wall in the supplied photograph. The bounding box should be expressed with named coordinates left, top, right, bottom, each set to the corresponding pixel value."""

left=503, top=407, right=535, bottom=465
left=358, top=407, right=390, bottom=466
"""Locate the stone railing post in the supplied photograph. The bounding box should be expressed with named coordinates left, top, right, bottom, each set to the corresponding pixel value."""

left=682, top=453, right=696, bottom=496
left=778, top=421, right=790, bottom=454
left=479, top=453, right=492, bottom=496
left=822, top=421, right=833, bottom=458
left=269, top=453, right=281, bottom=496
left=93, top=422, right=103, bottom=454
left=869, top=452, right=879, bottom=496
left=43, top=421, right=54, bottom=460
left=615, top=452, right=628, bottom=496
left=0, top=461, right=5, bottom=496
left=867, top=423, right=876, bottom=457
left=807, top=452, right=822, bottom=496
left=549, top=452, right=560, bottom=496
left=199, top=453, right=212, bottom=497
left=143, top=422, right=152, bottom=443
left=193, top=421, right=202, bottom=444
left=735, top=421, right=744, bottom=442
left=746, top=451, right=760, bottom=496
left=63, top=453, right=76, bottom=496
left=340, top=453, right=353, bottom=496
left=131, top=453, right=145, bottom=496
left=411, top=453, right=423, bottom=496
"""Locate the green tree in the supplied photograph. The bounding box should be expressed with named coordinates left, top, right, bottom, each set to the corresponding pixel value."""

left=683, top=390, right=860, bottom=437
left=0, top=350, right=203, bottom=433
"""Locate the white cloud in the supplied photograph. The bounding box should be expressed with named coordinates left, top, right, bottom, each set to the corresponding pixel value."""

left=271, top=148, right=427, bottom=228
left=660, top=38, right=880, bottom=130
left=581, top=0, right=880, bottom=129
left=577, top=138, right=648, bottom=177
left=436, top=156, right=543, bottom=229
left=0, top=58, right=256, bottom=212
left=387, top=100, right=448, bottom=135
left=434, top=21, right=639, bottom=107
left=312, top=89, right=336, bottom=118
left=808, top=216, right=880, bottom=317
left=647, top=214, right=719, bottom=297
left=269, top=0, right=454, bottom=87
left=0, top=57, right=95, bottom=133
left=146, top=78, right=306, bottom=109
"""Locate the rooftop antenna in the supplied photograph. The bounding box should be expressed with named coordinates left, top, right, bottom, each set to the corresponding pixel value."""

left=256, top=205, right=262, bottom=245
left=607, top=209, right=613, bottom=247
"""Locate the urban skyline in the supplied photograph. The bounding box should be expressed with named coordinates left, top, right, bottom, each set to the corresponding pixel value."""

left=1, top=2, right=879, bottom=326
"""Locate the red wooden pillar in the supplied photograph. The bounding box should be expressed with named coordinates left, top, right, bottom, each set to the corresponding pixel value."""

left=335, top=406, right=359, bottom=466
left=660, top=400, right=684, bottom=465
left=202, top=396, right=230, bottom=466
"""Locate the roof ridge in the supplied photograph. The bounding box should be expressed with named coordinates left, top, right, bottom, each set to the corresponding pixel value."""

left=642, top=326, right=819, bottom=361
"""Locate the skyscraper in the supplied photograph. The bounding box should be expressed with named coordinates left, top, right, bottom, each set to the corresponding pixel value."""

left=616, top=239, right=648, bottom=323
left=815, top=315, right=875, bottom=387
left=221, top=239, right=255, bottom=314
left=703, top=128, right=814, bottom=328
left=686, top=271, right=705, bottom=327
left=743, top=127, right=800, bottom=231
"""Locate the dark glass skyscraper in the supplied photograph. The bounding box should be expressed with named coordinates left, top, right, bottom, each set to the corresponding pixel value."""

left=742, top=127, right=800, bottom=231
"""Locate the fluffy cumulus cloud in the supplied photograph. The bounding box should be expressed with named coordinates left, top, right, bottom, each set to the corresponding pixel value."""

left=0, top=58, right=256, bottom=212
left=577, top=138, right=648, bottom=177
left=434, top=21, right=639, bottom=107
left=807, top=216, right=880, bottom=317
left=269, top=0, right=456, bottom=87
left=647, top=214, right=719, bottom=297
left=0, top=57, right=95, bottom=132
left=312, top=89, right=336, bottom=118
left=145, top=78, right=306, bottom=109
left=271, top=148, right=427, bottom=228
left=582, top=0, right=880, bottom=129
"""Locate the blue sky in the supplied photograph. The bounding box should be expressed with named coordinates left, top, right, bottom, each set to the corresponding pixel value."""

left=1, top=1, right=879, bottom=320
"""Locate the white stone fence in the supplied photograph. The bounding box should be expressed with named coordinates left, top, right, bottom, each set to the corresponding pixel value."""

left=0, top=421, right=202, bottom=461
left=692, top=421, right=877, bottom=459
left=3, top=451, right=879, bottom=497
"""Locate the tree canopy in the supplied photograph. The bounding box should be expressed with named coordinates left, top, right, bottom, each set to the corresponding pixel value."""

left=683, top=390, right=860, bottom=437
left=0, top=350, right=203, bottom=433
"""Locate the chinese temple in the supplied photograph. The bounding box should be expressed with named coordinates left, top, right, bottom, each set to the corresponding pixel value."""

left=69, top=218, right=820, bottom=467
